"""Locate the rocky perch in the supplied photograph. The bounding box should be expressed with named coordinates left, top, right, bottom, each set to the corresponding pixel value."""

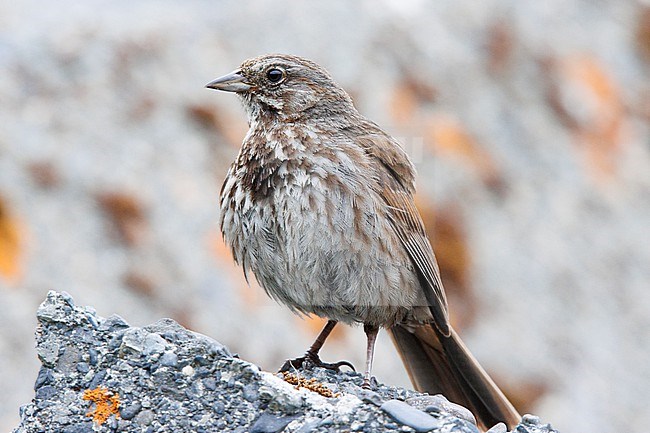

left=13, top=292, right=559, bottom=433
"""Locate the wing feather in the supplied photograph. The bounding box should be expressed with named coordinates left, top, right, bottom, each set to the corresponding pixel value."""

left=382, top=187, right=450, bottom=336
left=356, top=129, right=450, bottom=336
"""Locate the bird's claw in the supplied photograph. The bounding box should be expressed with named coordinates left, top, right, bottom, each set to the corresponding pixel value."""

left=362, top=376, right=378, bottom=390
left=278, top=352, right=355, bottom=373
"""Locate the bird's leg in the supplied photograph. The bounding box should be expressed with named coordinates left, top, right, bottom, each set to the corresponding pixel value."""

left=279, top=320, right=355, bottom=372
left=362, top=324, right=380, bottom=389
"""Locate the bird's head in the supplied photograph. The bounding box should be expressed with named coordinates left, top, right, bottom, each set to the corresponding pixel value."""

left=206, top=54, right=355, bottom=122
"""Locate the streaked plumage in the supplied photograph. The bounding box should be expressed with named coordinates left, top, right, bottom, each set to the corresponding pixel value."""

left=207, top=54, right=520, bottom=430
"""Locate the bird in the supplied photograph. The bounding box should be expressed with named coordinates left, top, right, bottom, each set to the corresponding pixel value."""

left=206, top=54, right=521, bottom=430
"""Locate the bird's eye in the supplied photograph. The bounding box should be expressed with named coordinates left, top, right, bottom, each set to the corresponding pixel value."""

left=266, top=68, right=285, bottom=83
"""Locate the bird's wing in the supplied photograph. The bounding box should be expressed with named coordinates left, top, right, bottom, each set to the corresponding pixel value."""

left=357, top=131, right=450, bottom=336
left=381, top=186, right=450, bottom=336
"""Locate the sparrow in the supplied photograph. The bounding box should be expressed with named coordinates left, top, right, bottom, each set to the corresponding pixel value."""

left=206, top=54, right=521, bottom=430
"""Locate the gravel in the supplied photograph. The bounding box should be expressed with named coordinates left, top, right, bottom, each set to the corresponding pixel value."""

left=12, top=291, right=559, bottom=433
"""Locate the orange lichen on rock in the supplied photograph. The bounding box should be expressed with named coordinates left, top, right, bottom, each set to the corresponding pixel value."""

left=486, top=20, right=515, bottom=73
left=389, top=73, right=438, bottom=127
left=96, top=191, right=148, bottom=247
left=546, top=55, right=625, bottom=179
left=83, top=387, right=121, bottom=425
left=425, top=115, right=503, bottom=189
left=281, top=371, right=340, bottom=398
left=0, top=196, right=24, bottom=284
left=636, top=6, right=650, bottom=62
left=415, top=199, right=477, bottom=330
left=187, top=103, right=248, bottom=148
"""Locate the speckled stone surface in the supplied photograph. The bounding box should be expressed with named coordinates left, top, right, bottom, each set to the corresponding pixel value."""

left=12, top=292, right=559, bottom=433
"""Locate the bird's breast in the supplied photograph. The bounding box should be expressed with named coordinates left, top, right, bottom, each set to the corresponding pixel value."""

left=218, top=132, right=426, bottom=325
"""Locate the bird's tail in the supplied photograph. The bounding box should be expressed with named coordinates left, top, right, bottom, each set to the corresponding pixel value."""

left=388, top=324, right=521, bottom=430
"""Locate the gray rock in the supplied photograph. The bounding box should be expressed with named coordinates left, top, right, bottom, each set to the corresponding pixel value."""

left=36, top=336, right=60, bottom=367
left=34, top=368, right=54, bottom=390
left=212, top=401, right=226, bottom=415
left=120, top=402, right=142, bottom=420
left=135, top=409, right=155, bottom=426
left=159, top=350, right=178, bottom=367
left=516, top=414, right=559, bottom=433
left=56, top=347, right=82, bottom=374
left=358, top=389, right=384, bottom=407
left=294, top=418, right=321, bottom=433
left=34, top=385, right=56, bottom=401
left=88, top=348, right=99, bottom=366
left=243, top=383, right=259, bottom=402
left=380, top=399, right=442, bottom=432
left=102, top=314, right=130, bottom=331
left=121, top=328, right=148, bottom=353
left=486, top=422, right=507, bottom=433
left=87, top=370, right=107, bottom=389
left=61, top=422, right=94, bottom=433
left=143, top=333, right=167, bottom=356
left=12, top=292, right=558, bottom=433
left=250, top=413, right=297, bottom=433
left=406, top=395, right=476, bottom=426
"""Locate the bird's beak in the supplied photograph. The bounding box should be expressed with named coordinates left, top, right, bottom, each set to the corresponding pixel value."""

left=205, top=70, right=252, bottom=92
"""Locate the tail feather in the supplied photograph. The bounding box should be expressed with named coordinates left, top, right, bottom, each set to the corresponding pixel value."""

left=388, top=324, right=521, bottom=430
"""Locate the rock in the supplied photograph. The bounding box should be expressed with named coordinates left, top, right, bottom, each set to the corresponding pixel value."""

left=380, top=399, right=442, bottom=432
left=516, top=414, right=558, bottom=433
left=11, top=292, right=560, bottom=433
left=120, top=402, right=142, bottom=420
left=249, top=413, right=298, bottom=433
left=486, top=423, right=507, bottom=433
left=406, top=394, right=476, bottom=425
left=33, top=367, right=54, bottom=390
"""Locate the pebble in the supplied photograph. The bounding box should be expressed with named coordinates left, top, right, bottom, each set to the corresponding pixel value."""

left=486, top=422, right=507, bottom=433
left=243, top=383, right=259, bottom=402
left=102, top=314, right=130, bottom=331
left=406, top=394, right=476, bottom=426
left=62, top=422, right=94, bottom=433
left=250, top=413, right=297, bottom=433
left=34, top=367, right=54, bottom=390
left=185, top=381, right=204, bottom=398
left=37, top=293, right=71, bottom=323
left=35, top=385, right=56, bottom=401
left=120, top=402, right=142, bottom=420
left=36, top=337, right=60, bottom=367
left=159, top=351, right=178, bottom=367
left=87, top=369, right=107, bottom=389
left=522, top=414, right=541, bottom=425
left=143, top=333, right=168, bottom=356
left=358, top=389, right=384, bottom=407
left=76, top=362, right=90, bottom=373
left=195, top=366, right=212, bottom=377
left=88, top=348, right=99, bottom=365
left=121, top=328, right=148, bottom=353
left=213, top=401, right=226, bottom=415
left=135, top=409, right=155, bottom=426
left=295, top=418, right=321, bottom=433
left=203, top=377, right=217, bottom=391
left=381, top=399, right=441, bottom=432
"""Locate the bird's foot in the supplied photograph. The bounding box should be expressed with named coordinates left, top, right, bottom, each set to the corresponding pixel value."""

left=361, top=376, right=379, bottom=390
left=279, top=351, right=355, bottom=373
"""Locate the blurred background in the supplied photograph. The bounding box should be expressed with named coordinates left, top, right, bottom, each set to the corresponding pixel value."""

left=1, top=0, right=649, bottom=431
